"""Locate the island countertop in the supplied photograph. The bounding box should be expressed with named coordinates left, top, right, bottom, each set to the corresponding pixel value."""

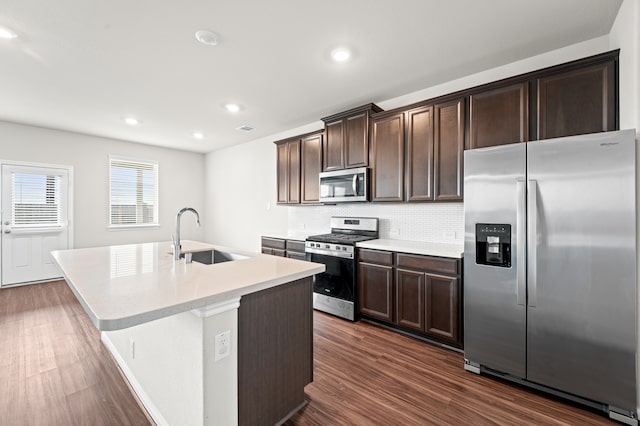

left=51, top=240, right=325, bottom=331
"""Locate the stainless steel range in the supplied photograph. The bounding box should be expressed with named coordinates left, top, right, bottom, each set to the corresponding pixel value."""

left=305, top=217, right=378, bottom=321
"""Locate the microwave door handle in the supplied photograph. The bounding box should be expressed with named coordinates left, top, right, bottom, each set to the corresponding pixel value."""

left=352, top=174, right=358, bottom=195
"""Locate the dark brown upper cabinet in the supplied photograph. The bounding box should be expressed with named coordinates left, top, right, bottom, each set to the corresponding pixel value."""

left=275, top=139, right=300, bottom=204
left=300, top=131, right=323, bottom=204
left=370, top=111, right=405, bottom=202
left=275, top=130, right=323, bottom=205
left=469, top=82, right=529, bottom=149
left=321, top=103, right=383, bottom=171
left=537, top=59, right=616, bottom=140
left=434, top=98, right=465, bottom=201
left=406, top=105, right=434, bottom=201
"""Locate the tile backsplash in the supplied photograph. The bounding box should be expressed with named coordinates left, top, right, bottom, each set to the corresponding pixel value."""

left=288, top=203, right=464, bottom=244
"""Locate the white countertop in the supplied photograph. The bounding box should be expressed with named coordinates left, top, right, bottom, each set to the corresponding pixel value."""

left=262, top=231, right=320, bottom=241
left=51, top=240, right=325, bottom=331
left=356, top=239, right=464, bottom=258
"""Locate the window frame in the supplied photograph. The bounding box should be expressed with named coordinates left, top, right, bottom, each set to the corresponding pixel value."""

left=108, top=155, right=159, bottom=230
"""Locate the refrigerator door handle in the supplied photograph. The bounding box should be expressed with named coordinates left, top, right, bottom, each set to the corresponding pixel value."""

left=527, top=179, right=538, bottom=307
left=516, top=179, right=526, bottom=306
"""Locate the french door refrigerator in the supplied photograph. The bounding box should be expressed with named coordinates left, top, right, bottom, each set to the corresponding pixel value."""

left=464, top=129, right=637, bottom=424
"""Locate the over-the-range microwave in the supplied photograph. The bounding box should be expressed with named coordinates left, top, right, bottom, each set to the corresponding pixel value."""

left=319, top=167, right=368, bottom=203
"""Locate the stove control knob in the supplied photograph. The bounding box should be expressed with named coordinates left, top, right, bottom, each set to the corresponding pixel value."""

left=325, top=244, right=330, bottom=249
left=342, top=247, right=347, bottom=251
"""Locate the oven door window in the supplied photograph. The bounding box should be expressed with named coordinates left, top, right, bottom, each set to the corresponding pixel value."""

left=306, top=252, right=355, bottom=302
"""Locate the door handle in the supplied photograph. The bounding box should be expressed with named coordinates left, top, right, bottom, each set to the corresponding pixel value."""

left=527, top=180, right=538, bottom=307
left=352, top=174, right=358, bottom=195
left=516, top=179, right=526, bottom=306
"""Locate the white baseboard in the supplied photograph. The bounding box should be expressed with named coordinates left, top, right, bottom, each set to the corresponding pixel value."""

left=101, top=332, right=169, bottom=426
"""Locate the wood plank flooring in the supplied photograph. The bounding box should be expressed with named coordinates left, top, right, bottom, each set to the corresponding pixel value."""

left=0, top=280, right=149, bottom=426
left=287, top=312, right=615, bottom=426
left=1, top=280, right=616, bottom=425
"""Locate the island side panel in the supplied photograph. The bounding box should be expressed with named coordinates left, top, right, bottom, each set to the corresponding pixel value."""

left=238, top=277, right=313, bottom=426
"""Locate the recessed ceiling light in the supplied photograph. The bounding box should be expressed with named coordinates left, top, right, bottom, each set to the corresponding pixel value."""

left=195, top=30, right=219, bottom=46
left=192, top=132, right=204, bottom=140
left=236, top=125, right=255, bottom=132
left=124, top=117, right=140, bottom=126
left=331, top=48, right=351, bottom=62
left=0, top=25, right=17, bottom=40
left=225, top=103, right=240, bottom=113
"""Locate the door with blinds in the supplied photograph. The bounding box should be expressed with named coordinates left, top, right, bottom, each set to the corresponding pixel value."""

left=1, top=164, right=71, bottom=286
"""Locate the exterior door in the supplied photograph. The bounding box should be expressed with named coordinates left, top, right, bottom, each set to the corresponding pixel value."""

left=526, top=130, right=636, bottom=412
left=1, top=164, right=71, bottom=286
left=463, top=143, right=526, bottom=378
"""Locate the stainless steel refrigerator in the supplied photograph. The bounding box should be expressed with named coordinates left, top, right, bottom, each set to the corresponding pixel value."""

left=463, top=129, right=637, bottom=424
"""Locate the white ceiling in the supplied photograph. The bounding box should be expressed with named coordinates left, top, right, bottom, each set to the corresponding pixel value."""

left=0, top=0, right=622, bottom=153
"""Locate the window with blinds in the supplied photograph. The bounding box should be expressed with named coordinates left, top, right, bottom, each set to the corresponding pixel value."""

left=109, top=157, right=158, bottom=227
left=11, top=173, right=61, bottom=227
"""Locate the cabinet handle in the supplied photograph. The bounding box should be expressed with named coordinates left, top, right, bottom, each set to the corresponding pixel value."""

left=527, top=180, right=538, bottom=307
left=516, top=179, right=526, bottom=306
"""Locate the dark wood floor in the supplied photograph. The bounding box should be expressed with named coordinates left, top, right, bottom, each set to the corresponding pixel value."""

left=1, top=280, right=616, bottom=425
left=0, top=280, right=149, bottom=425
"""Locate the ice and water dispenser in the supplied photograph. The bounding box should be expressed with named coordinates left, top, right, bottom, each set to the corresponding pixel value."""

left=475, top=224, right=511, bottom=268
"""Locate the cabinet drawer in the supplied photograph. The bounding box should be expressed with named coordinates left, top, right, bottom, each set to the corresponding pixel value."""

left=261, top=237, right=286, bottom=250
left=286, top=251, right=307, bottom=261
left=358, top=249, right=393, bottom=266
left=286, top=239, right=306, bottom=253
left=396, top=253, right=459, bottom=275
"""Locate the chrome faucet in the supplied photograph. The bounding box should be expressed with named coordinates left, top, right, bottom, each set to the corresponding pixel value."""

left=173, top=207, right=201, bottom=260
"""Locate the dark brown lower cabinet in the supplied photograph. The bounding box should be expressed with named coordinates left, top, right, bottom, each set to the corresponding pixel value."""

left=358, top=248, right=462, bottom=348
left=238, top=277, right=313, bottom=426
left=425, top=273, right=459, bottom=344
left=358, top=262, right=394, bottom=322
left=261, top=236, right=304, bottom=258
left=395, top=268, right=425, bottom=332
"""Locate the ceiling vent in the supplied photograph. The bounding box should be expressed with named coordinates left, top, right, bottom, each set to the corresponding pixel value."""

left=236, top=125, right=255, bottom=132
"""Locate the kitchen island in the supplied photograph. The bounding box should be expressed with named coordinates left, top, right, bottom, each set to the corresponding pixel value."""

left=51, top=240, right=325, bottom=426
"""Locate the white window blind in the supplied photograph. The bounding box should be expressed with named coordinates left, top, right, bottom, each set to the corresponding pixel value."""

left=11, top=173, right=61, bottom=227
left=109, top=158, right=158, bottom=227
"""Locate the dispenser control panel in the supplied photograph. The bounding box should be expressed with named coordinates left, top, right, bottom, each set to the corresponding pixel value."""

left=475, top=223, right=511, bottom=268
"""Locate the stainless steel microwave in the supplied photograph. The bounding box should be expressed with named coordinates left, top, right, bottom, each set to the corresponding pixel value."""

left=319, top=167, right=368, bottom=203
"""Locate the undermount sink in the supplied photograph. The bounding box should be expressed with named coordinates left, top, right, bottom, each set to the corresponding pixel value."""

left=188, top=249, right=249, bottom=265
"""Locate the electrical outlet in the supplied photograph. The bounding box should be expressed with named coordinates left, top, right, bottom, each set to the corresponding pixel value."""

left=215, top=330, right=231, bottom=362
left=443, top=231, right=456, bottom=240
left=129, top=338, right=135, bottom=360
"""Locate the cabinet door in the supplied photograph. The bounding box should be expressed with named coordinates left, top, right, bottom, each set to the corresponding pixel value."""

left=537, top=60, right=616, bottom=140
left=287, top=140, right=301, bottom=204
left=406, top=106, right=434, bottom=201
left=425, top=273, right=459, bottom=345
left=345, top=113, right=368, bottom=168
left=469, top=82, right=529, bottom=149
left=301, top=132, right=323, bottom=204
left=276, top=143, right=288, bottom=204
left=370, top=112, right=405, bottom=202
left=358, top=262, right=394, bottom=322
left=434, top=99, right=464, bottom=201
left=323, top=120, right=344, bottom=171
left=395, top=268, right=425, bottom=332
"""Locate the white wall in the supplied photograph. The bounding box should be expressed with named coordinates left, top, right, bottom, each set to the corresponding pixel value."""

left=0, top=120, right=205, bottom=248
left=205, top=35, right=613, bottom=252
left=610, top=0, right=639, bottom=133
left=203, top=124, right=320, bottom=251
